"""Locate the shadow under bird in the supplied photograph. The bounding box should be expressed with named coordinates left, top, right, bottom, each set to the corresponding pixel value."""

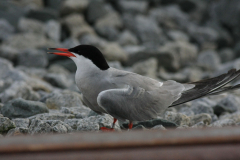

left=48, top=45, right=240, bottom=131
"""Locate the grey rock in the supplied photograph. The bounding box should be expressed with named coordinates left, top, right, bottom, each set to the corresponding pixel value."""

left=44, top=20, right=61, bottom=42
left=62, top=14, right=95, bottom=39
left=102, top=43, right=128, bottom=62
left=26, top=8, right=59, bottom=22
left=77, top=114, right=120, bottom=131
left=158, top=67, right=187, bottom=82
left=189, top=113, right=212, bottom=126
left=1, top=98, right=49, bottom=119
left=52, top=59, right=76, bottom=73
left=150, top=5, right=189, bottom=29
left=43, top=73, right=72, bottom=89
left=3, top=33, right=55, bottom=50
left=6, top=127, right=28, bottom=136
left=95, top=12, right=123, bottom=29
left=214, top=95, right=240, bottom=116
left=118, top=30, right=138, bottom=46
left=167, top=30, right=189, bottom=42
left=132, top=58, right=158, bottom=78
left=28, top=119, right=52, bottom=135
left=191, top=121, right=207, bottom=128
left=151, top=125, right=166, bottom=130
left=133, top=15, right=162, bottom=46
left=47, top=120, right=72, bottom=133
left=191, top=99, right=215, bottom=115
left=164, top=111, right=190, bottom=126
left=123, top=119, right=177, bottom=129
left=95, top=25, right=119, bottom=41
left=0, top=58, right=14, bottom=79
left=158, top=41, right=198, bottom=71
left=219, top=111, right=240, bottom=123
left=48, top=64, right=71, bottom=75
left=25, top=77, right=53, bottom=93
left=0, top=19, right=14, bottom=40
left=45, top=0, right=65, bottom=11
left=179, top=107, right=195, bottom=116
left=29, top=112, right=75, bottom=121
left=197, top=50, right=221, bottom=71
left=117, top=0, right=148, bottom=14
left=79, top=34, right=107, bottom=49
left=64, top=119, right=83, bottom=130
left=176, top=125, right=189, bottom=129
left=219, top=48, right=234, bottom=63
left=132, top=125, right=147, bottom=130
left=187, top=24, right=219, bottom=47
left=12, top=118, right=29, bottom=128
left=61, top=0, right=89, bottom=15
left=212, top=119, right=236, bottom=127
left=18, top=18, right=44, bottom=34
left=61, top=38, right=80, bottom=48
left=60, top=106, right=91, bottom=119
left=0, top=46, right=19, bottom=61
left=86, top=1, right=112, bottom=23
left=16, top=66, right=47, bottom=79
left=17, top=49, right=48, bottom=68
left=43, top=90, right=83, bottom=109
left=0, top=81, right=40, bottom=103
left=0, top=117, right=15, bottom=133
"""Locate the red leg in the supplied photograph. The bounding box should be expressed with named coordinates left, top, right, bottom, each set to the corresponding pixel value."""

left=100, top=118, right=117, bottom=131
left=128, top=121, right=133, bottom=129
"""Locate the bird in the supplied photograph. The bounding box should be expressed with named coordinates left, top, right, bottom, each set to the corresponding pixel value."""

left=48, top=45, right=240, bottom=131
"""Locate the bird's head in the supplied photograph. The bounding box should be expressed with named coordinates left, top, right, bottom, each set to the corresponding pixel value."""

left=48, top=45, right=109, bottom=70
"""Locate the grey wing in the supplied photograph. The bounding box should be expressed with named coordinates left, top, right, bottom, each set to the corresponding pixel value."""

left=97, top=80, right=189, bottom=122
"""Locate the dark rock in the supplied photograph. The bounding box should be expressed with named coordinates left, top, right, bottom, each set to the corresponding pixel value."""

left=116, top=0, right=148, bottom=14
left=95, top=26, right=119, bottom=41
left=26, top=8, right=59, bottom=22
left=0, top=19, right=14, bottom=41
left=17, top=49, right=48, bottom=68
left=234, top=41, right=240, bottom=58
left=214, top=95, right=240, bottom=116
left=86, top=1, right=112, bottom=24
left=0, top=46, right=19, bottom=61
left=0, top=58, right=14, bottom=79
left=1, top=98, right=49, bottom=119
left=219, top=48, right=234, bottom=63
left=122, top=118, right=177, bottom=129
left=0, top=117, right=15, bottom=133
left=44, top=0, right=64, bottom=11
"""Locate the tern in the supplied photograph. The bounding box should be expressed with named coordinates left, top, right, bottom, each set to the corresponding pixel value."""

left=48, top=45, right=240, bottom=130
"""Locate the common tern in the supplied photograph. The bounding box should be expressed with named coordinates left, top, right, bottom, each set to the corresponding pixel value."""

left=48, top=45, right=240, bottom=130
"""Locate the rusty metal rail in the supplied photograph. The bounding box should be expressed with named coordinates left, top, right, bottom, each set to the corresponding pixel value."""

left=1, top=127, right=240, bottom=160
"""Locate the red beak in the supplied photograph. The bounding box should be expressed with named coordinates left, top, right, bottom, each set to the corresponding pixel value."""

left=47, top=48, right=76, bottom=57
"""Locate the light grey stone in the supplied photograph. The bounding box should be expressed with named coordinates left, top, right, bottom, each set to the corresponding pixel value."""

left=43, top=73, right=73, bottom=89
left=17, top=49, right=48, bottom=68
left=0, top=58, right=14, bottom=79
left=189, top=113, right=212, bottom=126
left=132, top=58, right=158, bottom=78
left=118, top=30, right=138, bottom=46
left=29, top=112, right=75, bottom=121
left=179, top=107, right=195, bottom=116
left=164, top=111, right=190, bottom=126
left=212, top=119, right=236, bottom=127
left=0, top=46, right=19, bottom=61
left=219, top=111, right=240, bottom=123
left=151, top=125, right=166, bottom=130
left=0, top=81, right=40, bottom=103
left=60, top=106, right=91, bottom=119
left=43, top=90, right=83, bottom=109
left=79, top=34, right=107, bottom=49
left=167, top=30, right=189, bottom=42
left=117, top=0, right=148, bottom=14
left=48, top=64, right=71, bottom=75
left=18, top=18, right=44, bottom=34
left=12, top=118, right=29, bottom=128
left=28, top=119, right=52, bottom=135
left=44, top=20, right=61, bottom=42
left=61, top=0, right=89, bottom=15
left=102, top=43, right=128, bottom=62
left=197, top=50, right=221, bottom=71
left=0, top=117, right=15, bottom=133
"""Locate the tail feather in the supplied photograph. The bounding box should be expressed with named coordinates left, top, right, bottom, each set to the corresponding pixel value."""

left=169, top=69, right=240, bottom=107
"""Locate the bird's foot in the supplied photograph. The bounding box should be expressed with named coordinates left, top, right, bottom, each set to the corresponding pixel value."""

left=100, top=127, right=115, bottom=131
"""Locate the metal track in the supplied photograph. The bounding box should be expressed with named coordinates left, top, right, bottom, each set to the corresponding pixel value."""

left=1, top=127, right=240, bottom=160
